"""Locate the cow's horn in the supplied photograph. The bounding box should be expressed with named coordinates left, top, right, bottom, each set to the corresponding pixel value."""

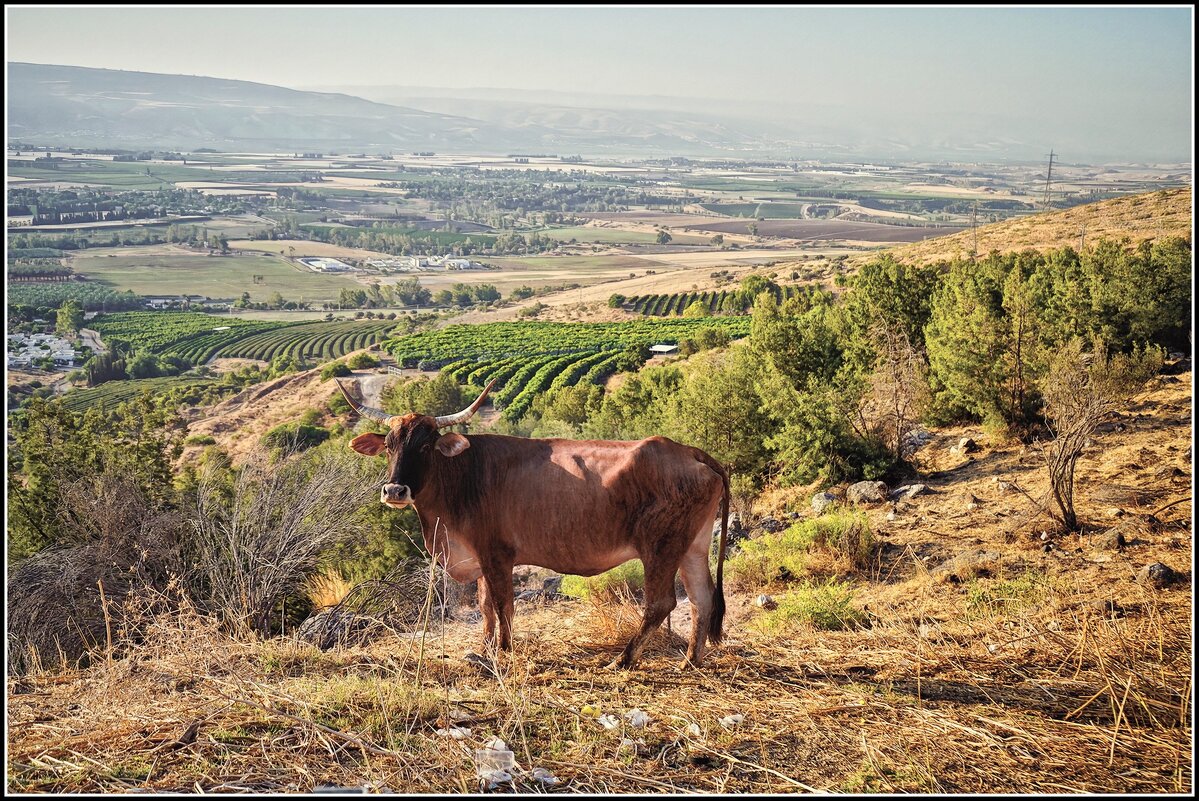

left=335, top=379, right=392, bottom=424
left=435, top=378, right=497, bottom=429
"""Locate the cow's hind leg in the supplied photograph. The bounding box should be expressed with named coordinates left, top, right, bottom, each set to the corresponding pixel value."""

left=612, top=556, right=678, bottom=670
left=678, top=530, right=717, bottom=667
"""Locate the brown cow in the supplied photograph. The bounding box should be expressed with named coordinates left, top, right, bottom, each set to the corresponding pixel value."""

left=338, top=379, right=729, bottom=669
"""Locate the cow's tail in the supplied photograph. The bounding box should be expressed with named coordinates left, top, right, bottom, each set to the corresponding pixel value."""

left=698, top=451, right=729, bottom=646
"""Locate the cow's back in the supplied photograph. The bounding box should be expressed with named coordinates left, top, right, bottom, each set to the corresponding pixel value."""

left=441, top=434, right=723, bottom=575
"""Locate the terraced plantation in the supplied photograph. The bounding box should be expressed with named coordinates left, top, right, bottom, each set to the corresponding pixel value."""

left=623, top=285, right=815, bottom=316
left=90, top=312, right=397, bottom=365
left=387, top=318, right=752, bottom=421
left=210, top=320, right=396, bottom=362
left=58, top=376, right=217, bottom=412
left=385, top=317, right=752, bottom=366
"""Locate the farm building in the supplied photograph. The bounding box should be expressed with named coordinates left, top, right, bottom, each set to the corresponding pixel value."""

left=649, top=344, right=678, bottom=355
left=298, top=257, right=353, bottom=273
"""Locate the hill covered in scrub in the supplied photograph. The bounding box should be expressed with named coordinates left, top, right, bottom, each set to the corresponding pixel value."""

left=848, top=186, right=1191, bottom=267
left=6, top=367, right=1192, bottom=792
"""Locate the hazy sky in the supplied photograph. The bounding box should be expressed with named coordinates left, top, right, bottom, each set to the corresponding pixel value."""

left=6, top=5, right=1194, bottom=160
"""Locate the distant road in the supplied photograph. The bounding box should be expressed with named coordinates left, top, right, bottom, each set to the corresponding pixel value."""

left=79, top=328, right=106, bottom=354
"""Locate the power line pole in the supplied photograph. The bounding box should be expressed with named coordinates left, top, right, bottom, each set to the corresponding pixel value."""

left=1042, top=150, right=1056, bottom=210
left=971, top=201, right=979, bottom=260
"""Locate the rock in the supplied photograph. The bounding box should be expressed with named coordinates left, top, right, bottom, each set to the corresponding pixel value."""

left=786, top=512, right=800, bottom=521
left=811, top=492, right=838, bottom=515
left=992, top=478, right=1018, bottom=494
left=295, top=610, right=376, bottom=651
left=962, top=493, right=981, bottom=511
left=958, top=437, right=979, bottom=453
left=516, top=590, right=539, bottom=601
left=889, top=484, right=928, bottom=501
left=541, top=575, right=563, bottom=594
left=1092, top=530, right=1126, bottom=551
left=754, top=594, right=778, bottom=610
left=1105, top=507, right=1126, bottom=519
left=758, top=517, right=783, bottom=533
left=885, top=509, right=897, bottom=522
left=930, top=549, right=1004, bottom=582
left=1136, top=562, right=1181, bottom=589
left=847, top=480, right=889, bottom=505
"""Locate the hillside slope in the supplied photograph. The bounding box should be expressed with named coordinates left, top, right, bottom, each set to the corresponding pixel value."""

left=8, top=369, right=1191, bottom=793
left=851, top=186, right=1191, bottom=267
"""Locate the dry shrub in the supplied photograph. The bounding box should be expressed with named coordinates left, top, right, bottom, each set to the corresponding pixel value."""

left=295, top=559, right=468, bottom=650
left=6, top=470, right=190, bottom=675
left=862, top=320, right=931, bottom=465
left=304, top=569, right=355, bottom=610
left=1039, top=340, right=1162, bottom=530
left=189, top=445, right=380, bottom=637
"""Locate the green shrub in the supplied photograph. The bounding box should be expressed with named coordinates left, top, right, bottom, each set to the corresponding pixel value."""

left=560, top=560, right=645, bottom=601
left=184, top=434, right=217, bottom=446
left=728, top=510, right=875, bottom=589
left=754, top=580, right=866, bottom=633
left=347, top=352, right=379, bottom=369
left=261, top=423, right=330, bottom=451
left=320, top=361, right=352, bottom=380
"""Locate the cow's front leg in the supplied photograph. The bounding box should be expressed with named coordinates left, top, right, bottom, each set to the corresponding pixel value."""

left=477, top=576, right=498, bottom=648
left=480, top=560, right=515, bottom=652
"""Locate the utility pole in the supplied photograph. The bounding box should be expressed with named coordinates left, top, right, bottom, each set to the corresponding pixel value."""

left=971, top=201, right=979, bottom=260
left=1042, top=150, right=1056, bottom=210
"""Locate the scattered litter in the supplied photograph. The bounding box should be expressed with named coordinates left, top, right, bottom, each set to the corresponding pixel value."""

left=597, top=714, right=620, bottom=730
left=618, top=737, right=646, bottom=753
left=719, top=714, right=744, bottom=728
left=435, top=726, right=471, bottom=739
left=449, top=709, right=472, bottom=722
left=755, top=594, right=778, bottom=610
left=474, top=738, right=516, bottom=787
left=624, top=708, right=650, bottom=728
left=580, top=704, right=601, bottom=718
left=685, top=723, right=702, bottom=737
left=530, top=767, right=559, bottom=786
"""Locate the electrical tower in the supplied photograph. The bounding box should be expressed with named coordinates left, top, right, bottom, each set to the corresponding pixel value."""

left=1042, top=150, right=1056, bottom=210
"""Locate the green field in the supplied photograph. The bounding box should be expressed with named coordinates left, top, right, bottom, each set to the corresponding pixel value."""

left=701, top=202, right=813, bottom=218
left=91, top=311, right=396, bottom=365
left=536, top=226, right=712, bottom=245
left=71, top=250, right=362, bottom=303
left=58, top=375, right=217, bottom=412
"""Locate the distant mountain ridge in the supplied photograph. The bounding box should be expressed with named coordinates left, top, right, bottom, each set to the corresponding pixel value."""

left=8, top=63, right=1190, bottom=161
left=7, top=62, right=508, bottom=152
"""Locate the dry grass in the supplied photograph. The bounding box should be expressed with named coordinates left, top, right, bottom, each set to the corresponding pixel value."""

left=842, top=187, right=1191, bottom=269
left=7, top=373, right=1192, bottom=793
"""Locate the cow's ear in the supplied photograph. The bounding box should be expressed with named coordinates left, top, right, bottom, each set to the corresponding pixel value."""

left=349, top=432, right=387, bottom=456
left=435, top=433, right=470, bottom=457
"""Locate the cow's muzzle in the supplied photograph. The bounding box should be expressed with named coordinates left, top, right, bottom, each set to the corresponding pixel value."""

left=381, top=483, right=413, bottom=507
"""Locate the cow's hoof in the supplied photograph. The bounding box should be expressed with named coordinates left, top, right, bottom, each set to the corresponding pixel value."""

left=606, top=657, right=633, bottom=671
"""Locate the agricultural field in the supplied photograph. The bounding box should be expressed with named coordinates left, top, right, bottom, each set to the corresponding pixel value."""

left=57, top=375, right=216, bottom=412
left=90, top=312, right=396, bottom=365
left=209, top=320, right=396, bottom=363
left=70, top=248, right=363, bottom=303
left=682, top=218, right=965, bottom=243
left=623, top=284, right=816, bottom=316
left=384, top=317, right=752, bottom=367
